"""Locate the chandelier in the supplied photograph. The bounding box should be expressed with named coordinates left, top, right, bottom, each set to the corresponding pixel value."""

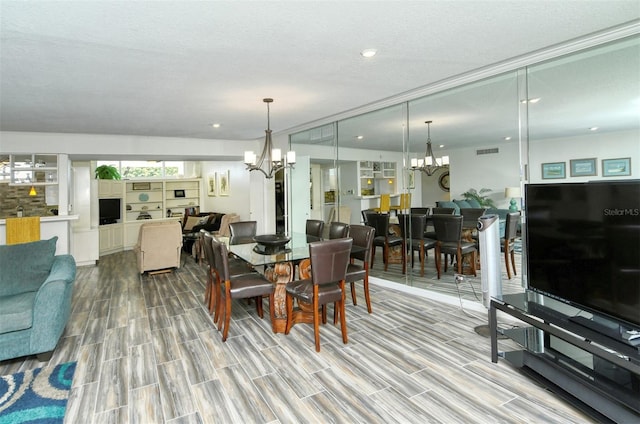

left=410, top=120, right=449, bottom=176
left=244, top=98, right=295, bottom=179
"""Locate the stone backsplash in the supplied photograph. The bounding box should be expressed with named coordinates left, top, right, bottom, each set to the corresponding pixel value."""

left=0, top=184, right=57, bottom=218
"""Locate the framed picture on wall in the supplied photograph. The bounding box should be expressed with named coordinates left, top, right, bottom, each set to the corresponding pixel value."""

left=541, top=162, right=566, bottom=179
left=570, top=158, right=597, bottom=177
left=219, top=170, right=230, bottom=196
left=174, top=189, right=185, bottom=198
left=602, top=157, right=631, bottom=177
left=207, top=173, right=217, bottom=196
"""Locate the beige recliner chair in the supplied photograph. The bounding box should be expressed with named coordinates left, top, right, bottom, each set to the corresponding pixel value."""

left=134, top=220, right=183, bottom=274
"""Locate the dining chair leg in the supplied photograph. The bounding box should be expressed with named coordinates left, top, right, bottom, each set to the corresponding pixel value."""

left=383, top=243, right=389, bottom=271
left=472, top=251, right=477, bottom=277
left=510, top=249, right=517, bottom=277
left=371, top=246, right=376, bottom=268
left=339, top=280, right=348, bottom=344
left=435, top=245, right=442, bottom=279
left=350, top=282, right=357, bottom=306
left=222, top=292, right=232, bottom=342
left=504, top=247, right=512, bottom=279
left=214, top=281, right=223, bottom=326
left=255, top=296, right=264, bottom=318
left=313, top=289, right=321, bottom=352
left=322, top=305, right=327, bottom=324
left=216, top=293, right=225, bottom=331
left=419, top=243, right=425, bottom=277
left=363, top=273, right=372, bottom=314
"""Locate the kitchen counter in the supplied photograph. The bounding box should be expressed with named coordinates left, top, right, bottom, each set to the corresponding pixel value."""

left=0, top=214, right=79, bottom=254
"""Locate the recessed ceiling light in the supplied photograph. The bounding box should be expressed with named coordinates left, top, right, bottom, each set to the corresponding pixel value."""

left=439, top=144, right=444, bottom=148
left=589, top=126, right=599, bottom=131
left=360, top=49, right=377, bottom=58
left=211, top=123, right=220, bottom=128
left=504, top=136, right=512, bottom=141
left=528, top=98, right=541, bottom=104
left=356, top=135, right=364, bottom=140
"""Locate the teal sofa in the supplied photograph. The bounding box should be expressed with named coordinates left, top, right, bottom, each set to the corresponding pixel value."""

left=436, top=200, right=512, bottom=236
left=0, top=237, right=76, bottom=362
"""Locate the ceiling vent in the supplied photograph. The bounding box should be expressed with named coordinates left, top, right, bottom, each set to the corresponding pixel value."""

left=476, top=147, right=499, bottom=155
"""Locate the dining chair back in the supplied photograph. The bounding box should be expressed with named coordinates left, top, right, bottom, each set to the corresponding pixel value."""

left=410, top=207, right=430, bottom=216
left=502, top=211, right=521, bottom=279
left=368, top=213, right=405, bottom=273
left=345, top=225, right=376, bottom=313
left=285, top=238, right=353, bottom=352
left=212, top=239, right=274, bottom=342
left=460, top=208, right=487, bottom=231
left=432, top=207, right=456, bottom=215
left=305, top=219, right=325, bottom=238
left=373, top=194, right=391, bottom=213
left=398, top=213, right=436, bottom=276
left=391, top=193, right=411, bottom=214
left=329, top=221, right=350, bottom=239
left=433, top=215, right=477, bottom=278
left=361, top=209, right=377, bottom=226
left=229, top=221, right=257, bottom=245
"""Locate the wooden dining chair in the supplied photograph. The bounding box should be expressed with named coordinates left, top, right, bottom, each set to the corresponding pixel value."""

left=368, top=213, right=405, bottom=273
left=285, top=238, right=352, bottom=352
left=344, top=224, right=375, bottom=313
left=398, top=213, right=436, bottom=277
left=202, top=231, right=255, bottom=319
left=228, top=221, right=257, bottom=245
left=328, top=221, right=349, bottom=239
left=433, top=215, right=477, bottom=278
left=212, top=239, right=274, bottom=342
left=305, top=219, right=325, bottom=238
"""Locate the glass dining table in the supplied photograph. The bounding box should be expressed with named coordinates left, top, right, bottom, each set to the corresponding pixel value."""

left=227, top=232, right=322, bottom=333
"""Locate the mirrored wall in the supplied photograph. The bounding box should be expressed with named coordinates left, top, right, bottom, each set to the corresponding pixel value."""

left=289, top=34, right=639, bottom=303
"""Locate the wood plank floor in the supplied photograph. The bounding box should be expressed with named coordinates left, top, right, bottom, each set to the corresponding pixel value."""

left=0, top=250, right=596, bottom=423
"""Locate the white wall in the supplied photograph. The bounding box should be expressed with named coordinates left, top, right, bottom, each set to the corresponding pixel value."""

left=200, top=161, right=253, bottom=219
left=446, top=141, right=521, bottom=209
left=528, top=129, right=639, bottom=183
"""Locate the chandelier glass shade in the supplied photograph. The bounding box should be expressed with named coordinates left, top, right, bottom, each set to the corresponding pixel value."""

left=244, top=98, right=295, bottom=179
left=410, top=120, right=449, bottom=176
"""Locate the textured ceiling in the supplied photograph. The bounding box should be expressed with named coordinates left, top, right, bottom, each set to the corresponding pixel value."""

left=1, top=1, right=639, bottom=146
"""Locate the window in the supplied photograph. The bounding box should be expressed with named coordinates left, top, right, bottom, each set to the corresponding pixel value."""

left=96, top=160, right=185, bottom=179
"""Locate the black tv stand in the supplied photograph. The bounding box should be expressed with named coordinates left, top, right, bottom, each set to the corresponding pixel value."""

left=490, top=291, right=640, bottom=422
left=568, top=315, right=621, bottom=340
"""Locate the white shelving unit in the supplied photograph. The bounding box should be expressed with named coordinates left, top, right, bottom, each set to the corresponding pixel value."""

left=357, top=160, right=396, bottom=196
left=124, top=181, right=164, bottom=221
left=165, top=179, right=201, bottom=219
left=8, top=154, right=58, bottom=186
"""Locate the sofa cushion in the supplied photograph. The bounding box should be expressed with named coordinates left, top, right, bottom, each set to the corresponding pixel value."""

left=437, top=201, right=460, bottom=215
left=466, top=198, right=482, bottom=208
left=0, top=237, right=58, bottom=297
left=0, top=292, right=36, bottom=333
left=453, top=199, right=472, bottom=209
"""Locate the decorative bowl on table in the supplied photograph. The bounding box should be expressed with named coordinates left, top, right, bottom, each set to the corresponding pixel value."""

left=253, top=234, right=291, bottom=254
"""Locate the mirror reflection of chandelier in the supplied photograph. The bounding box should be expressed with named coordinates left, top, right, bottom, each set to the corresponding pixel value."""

left=410, top=120, right=449, bottom=176
left=244, top=98, right=295, bottom=179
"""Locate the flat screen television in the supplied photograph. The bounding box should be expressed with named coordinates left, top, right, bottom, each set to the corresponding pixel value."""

left=525, top=180, right=640, bottom=329
left=99, top=198, right=121, bottom=225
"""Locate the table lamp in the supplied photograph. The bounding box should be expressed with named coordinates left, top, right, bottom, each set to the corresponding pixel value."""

left=505, top=187, right=521, bottom=212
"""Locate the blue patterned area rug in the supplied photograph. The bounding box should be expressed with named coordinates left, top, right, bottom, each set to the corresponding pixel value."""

left=0, top=361, right=76, bottom=424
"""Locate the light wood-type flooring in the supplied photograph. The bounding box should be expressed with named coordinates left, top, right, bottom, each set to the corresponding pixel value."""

left=0, top=249, right=596, bottom=423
